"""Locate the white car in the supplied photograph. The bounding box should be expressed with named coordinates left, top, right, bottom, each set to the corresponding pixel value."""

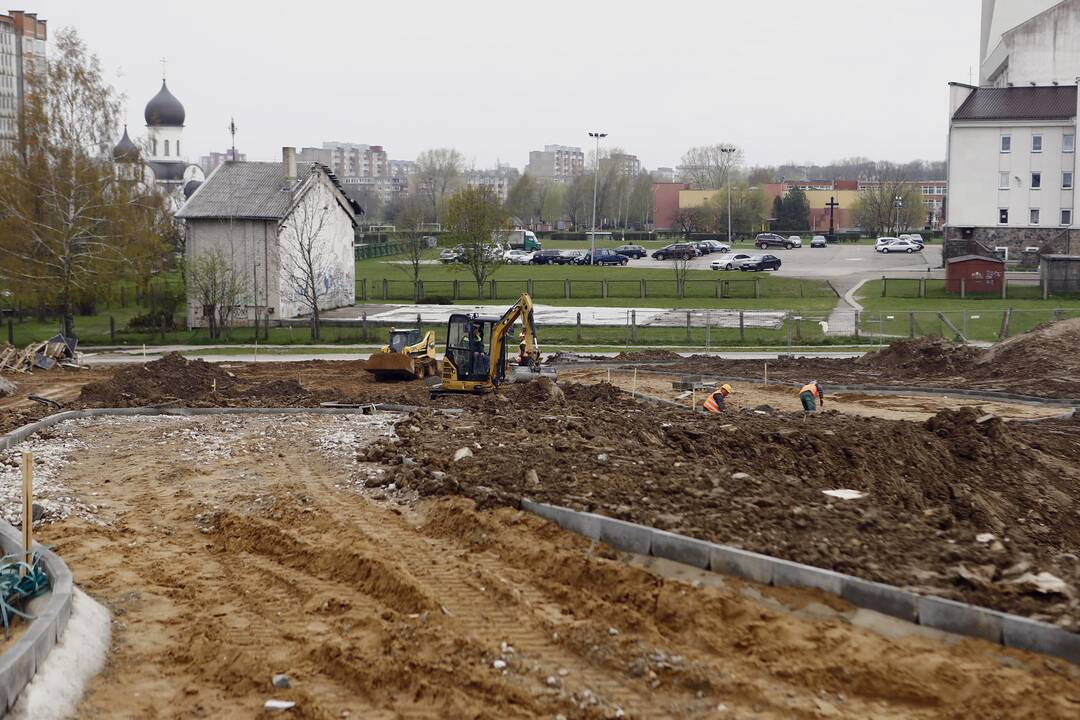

left=786, top=235, right=804, bottom=248
left=504, top=249, right=535, bottom=264
left=875, top=237, right=903, bottom=250
left=879, top=239, right=923, bottom=254
left=900, top=234, right=924, bottom=245
left=698, top=239, right=731, bottom=254
left=710, top=252, right=755, bottom=270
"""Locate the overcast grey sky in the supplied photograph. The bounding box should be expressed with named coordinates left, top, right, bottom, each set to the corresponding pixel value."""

left=36, top=0, right=980, bottom=170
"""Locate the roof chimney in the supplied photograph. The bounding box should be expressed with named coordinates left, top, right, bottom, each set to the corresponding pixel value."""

left=283, top=146, right=296, bottom=181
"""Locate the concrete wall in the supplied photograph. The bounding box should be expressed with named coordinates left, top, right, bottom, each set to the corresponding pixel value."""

left=276, top=175, right=356, bottom=319
left=995, top=1, right=1080, bottom=86
left=981, top=0, right=1064, bottom=85
left=185, top=219, right=280, bottom=328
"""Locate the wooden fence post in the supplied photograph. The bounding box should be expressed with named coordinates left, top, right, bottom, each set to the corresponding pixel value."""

left=490, top=279, right=497, bottom=299
left=527, top=278, right=534, bottom=297
left=795, top=316, right=802, bottom=340
left=362, top=312, right=368, bottom=342
left=754, top=278, right=760, bottom=299
left=854, top=311, right=860, bottom=338
left=361, top=277, right=368, bottom=301
left=576, top=312, right=581, bottom=342
left=1001, top=278, right=1007, bottom=300
left=639, top=278, right=646, bottom=299
left=453, top=280, right=460, bottom=301
left=686, top=310, right=692, bottom=341
left=382, top=278, right=389, bottom=300
left=920, top=277, right=926, bottom=298
left=564, top=279, right=571, bottom=299
left=881, top=276, right=887, bottom=297
left=715, top=280, right=722, bottom=299
left=739, top=311, right=745, bottom=341
left=630, top=309, right=637, bottom=342
left=909, top=312, right=916, bottom=338
left=602, top=279, right=609, bottom=299
left=960, top=277, right=966, bottom=299
left=999, top=309, right=1011, bottom=339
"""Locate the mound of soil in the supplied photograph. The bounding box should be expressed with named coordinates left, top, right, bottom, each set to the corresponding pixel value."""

left=978, top=318, right=1080, bottom=374
left=612, top=349, right=683, bottom=362
left=856, top=336, right=980, bottom=374
left=79, top=353, right=237, bottom=407
left=369, top=383, right=1080, bottom=627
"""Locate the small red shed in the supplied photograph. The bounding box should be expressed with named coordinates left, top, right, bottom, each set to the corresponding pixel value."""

left=946, top=255, right=1005, bottom=294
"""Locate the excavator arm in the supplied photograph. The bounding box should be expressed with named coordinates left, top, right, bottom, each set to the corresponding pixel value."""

left=488, top=293, right=541, bottom=380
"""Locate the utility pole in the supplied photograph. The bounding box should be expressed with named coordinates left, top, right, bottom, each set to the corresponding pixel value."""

left=228, top=118, right=238, bottom=161
left=719, top=146, right=737, bottom=244
left=588, top=131, right=607, bottom=265
left=894, top=195, right=903, bottom=236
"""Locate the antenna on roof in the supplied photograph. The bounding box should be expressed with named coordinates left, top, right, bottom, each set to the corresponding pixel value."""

left=227, top=117, right=238, bottom=161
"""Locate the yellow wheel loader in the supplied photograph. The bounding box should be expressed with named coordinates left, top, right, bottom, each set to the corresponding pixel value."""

left=363, top=328, right=440, bottom=381
left=431, top=293, right=556, bottom=396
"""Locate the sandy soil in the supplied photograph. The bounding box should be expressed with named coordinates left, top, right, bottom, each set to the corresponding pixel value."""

left=19, top=414, right=1078, bottom=719
left=558, top=369, right=1068, bottom=423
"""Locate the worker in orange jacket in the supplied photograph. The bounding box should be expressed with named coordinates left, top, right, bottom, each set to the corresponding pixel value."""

left=703, top=384, right=733, bottom=413
left=798, top=380, right=824, bottom=414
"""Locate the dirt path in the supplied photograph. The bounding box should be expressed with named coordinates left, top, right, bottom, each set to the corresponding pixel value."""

left=17, top=414, right=1078, bottom=719
left=559, top=368, right=1067, bottom=422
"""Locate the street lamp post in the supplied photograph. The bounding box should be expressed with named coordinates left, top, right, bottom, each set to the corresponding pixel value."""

left=894, top=195, right=903, bottom=236
left=588, top=131, right=607, bottom=265
left=719, top=145, right=737, bottom=244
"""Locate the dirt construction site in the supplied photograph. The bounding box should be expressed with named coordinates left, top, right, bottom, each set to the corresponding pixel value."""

left=3, top=321, right=1080, bottom=717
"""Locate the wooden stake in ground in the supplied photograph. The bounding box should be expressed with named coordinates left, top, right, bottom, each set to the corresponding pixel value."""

left=764, top=362, right=768, bottom=386
left=691, top=388, right=696, bottom=411
left=632, top=368, right=638, bottom=398
left=21, top=452, right=32, bottom=572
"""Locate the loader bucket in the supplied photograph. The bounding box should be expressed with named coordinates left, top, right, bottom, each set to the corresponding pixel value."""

left=363, top=352, right=439, bottom=381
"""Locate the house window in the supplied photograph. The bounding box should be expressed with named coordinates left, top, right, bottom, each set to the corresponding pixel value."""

left=1065, top=172, right=1074, bottom=190
left=1062, top=209, right=1073, bottom=226
left=999, top=208, right=1009, bottom=224
left=1000, top=135, right=1011, bottom=153
left=1032, top=135, right=1043, bottom=153
left=1030, top=209, right=1040, bottom=225
left=1031, top=172, right=1041, bottom=189
left=1065, top=135, right=1076, bottom=153
left=999, top=171, right=1010, bottom=190
left=164, top=139, right=169, bottom=157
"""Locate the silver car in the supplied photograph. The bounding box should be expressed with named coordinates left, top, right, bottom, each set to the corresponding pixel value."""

left=710, top=252, right=755, bottom=270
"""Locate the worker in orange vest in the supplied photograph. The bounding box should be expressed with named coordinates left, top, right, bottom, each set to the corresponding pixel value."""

left=798, top=380, right=824, bottom=414
left=703, top=384, right=733, bottom=413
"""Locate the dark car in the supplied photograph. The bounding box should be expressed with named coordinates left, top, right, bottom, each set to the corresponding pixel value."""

left=531, top=249, right=564, bottom=265
left=652, top=243, right=697, bottom=261
left=554, top=250, right=584, bottom=265
left=613, top=244, right=647, bottom=259
left=740, top=254, right=782, bottom=272
left=755, top=233, right=799, bottom=250
left=576, top=248, right=629, bottom=266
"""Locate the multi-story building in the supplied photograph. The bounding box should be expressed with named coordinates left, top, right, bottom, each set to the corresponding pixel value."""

left=297, top=147, right=332, bottom=167
left=388, top=159, right=416, bottom=178
left=947, top=1, right=1080, bottom=258
left=526, top=144, right=584, bottom=181
left=321, top=141, right=388, bottom=178
left=650, top=167, right=675, bottom=183
left=601, top=152, right=641, bottom=177
left=339, top=175, right=408, bottom=207
left=464, top=165, right=520, bottom=203
left=200, top=149, right=247, bottom=176
left=0, top=9, right=46, bottom=155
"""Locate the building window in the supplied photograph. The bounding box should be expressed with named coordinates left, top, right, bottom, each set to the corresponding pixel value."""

left=176, top=140, right=180, bottom=156
left=1062, top=209, right=1073, bottom=226
left=1065, top=135, right=1076, bottom=153
left=1000, top=135, right=1011, bottom=153
left=999, top=208, right=1009, bottom=224
left=1032, top=135, right=1043, bottom=153
left=1065, top=172, right=1075, bottom=190
left=1031, top=172, right=1041, bottom=189
left=1030, top=209, right=1040, bottom=225
left=164, top=139, right=169, bottom=157
left=999, top=171, right=1010, bottom=190
left=152, top=138, right=157, bottom=155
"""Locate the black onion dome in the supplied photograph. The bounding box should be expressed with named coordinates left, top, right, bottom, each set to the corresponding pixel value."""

left=144, top=80, right=185, bottom=127
left=112, top=125, right=141, bottom=162
left=183, top=179, right=203, bottom=199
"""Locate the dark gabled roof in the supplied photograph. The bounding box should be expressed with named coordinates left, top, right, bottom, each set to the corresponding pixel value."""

left=177, top=161, right=361, bottom=221
left=953, top=85, right=1077, bottom=121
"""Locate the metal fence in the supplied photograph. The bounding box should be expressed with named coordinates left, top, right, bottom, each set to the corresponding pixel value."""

left=875, top=276, right=1075, bottom=301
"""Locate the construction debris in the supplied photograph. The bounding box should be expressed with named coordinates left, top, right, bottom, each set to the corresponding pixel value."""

left=0, top=377, right=15, bottom=397
left=0, top=336, right=79, bottom=373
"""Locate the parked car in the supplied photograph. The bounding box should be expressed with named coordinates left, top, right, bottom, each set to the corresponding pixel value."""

left=878, top=239, right=923, bottom=254
left=710, top=252, right=754, bottom=270
left=556, top=250, right=585, bottom=264
left=755, top=233, right=799, bottom=250
left=810, top=235, right=828, bottom=248
left=531, top=249, right=564, bottom=265
left=613, top=244, right=648, bottom=259
left=875, top=237, right=903, bottom=250
left=698, top=239, right=731, bottom=254
left=505, top=249, right=535, bottom=264
left=900, top=234, right=925, bottom=245
left=652, top=243, right=698, bottom=261
left=786, top=235, right=804, bottom=247
left=740, top=254, right=782, bottom=272
left=576, top=248, right=629, bottom=266
left=439, top=248, right=460, bottom=263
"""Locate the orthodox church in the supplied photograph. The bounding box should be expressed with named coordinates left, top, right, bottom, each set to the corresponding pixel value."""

left=112, top=77, right=205, bottom=210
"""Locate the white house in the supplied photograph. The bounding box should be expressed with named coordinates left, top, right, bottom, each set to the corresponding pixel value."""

left=946, top=83, right=1079, bottom=258
left=176, top=147, right=361, bottom=328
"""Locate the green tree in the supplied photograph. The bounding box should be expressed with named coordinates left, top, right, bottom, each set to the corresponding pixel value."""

left=445, top=186, right=509, bottom=299
left=771, top=186, right=810, bottom=232
left=704, top=185, right=769, bottom=235
left=505, top=173, right=535, bottom=224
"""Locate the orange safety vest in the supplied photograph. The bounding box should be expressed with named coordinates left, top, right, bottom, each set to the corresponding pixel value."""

left=703, top=391, right=724, bottom=413
left=799, top=383, right=820, bottom=398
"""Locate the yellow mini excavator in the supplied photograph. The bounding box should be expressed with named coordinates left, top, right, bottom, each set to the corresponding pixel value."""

left=431, top=293, right=555, bottom=396
left=363, top=328, right=440, bottom=381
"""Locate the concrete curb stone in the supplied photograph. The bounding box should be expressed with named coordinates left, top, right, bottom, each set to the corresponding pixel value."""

left=1002, top=614, right=1080, bottom=664
left=650, top=529, right=712, bottom=569
left=840, top=575, right=920, bottom=623
left=918, top=595, right=1005, bottom=644
left=708, top=545, right=775, bottom=586
left=598, top=517, right=652, bottom=555
left=771, top=557, right=846, bottom=596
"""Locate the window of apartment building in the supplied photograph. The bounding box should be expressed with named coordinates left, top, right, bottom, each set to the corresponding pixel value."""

left=164, top=140, right=170, bottom=157
left=1065, top=171, right=1075, bottom=190
left=176, top=140, right=180, bottom=156
left=1032, top=135, right=1043, bottom=153
left=1062, top=209, right=1073, bottom=226
left=999, top=208, right=1009, bottom=224
left=1000, top=135, right=1011, bottom=153
left=1030, top=209, right=1040, bottom=225
left=999, top=171, right=1010, bottom=190
left=1031, top=171, right=1041, bottom=189
left=152, top=138, right=157, bottom=155
left=1065, top=135, right=1076, bottom=153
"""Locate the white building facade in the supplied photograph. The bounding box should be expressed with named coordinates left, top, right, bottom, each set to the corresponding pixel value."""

left=946, top=83, right=1079, bottom=257
left=981, top=0, right=1080, bottom=87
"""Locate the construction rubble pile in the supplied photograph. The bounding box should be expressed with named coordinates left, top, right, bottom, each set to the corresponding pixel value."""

left=0, top=335, right=79, bottom=373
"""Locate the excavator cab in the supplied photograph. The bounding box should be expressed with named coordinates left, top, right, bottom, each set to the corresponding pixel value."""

left=388, top=329, right=421, bottom=353
left=443, top=314, right=506, bottom=387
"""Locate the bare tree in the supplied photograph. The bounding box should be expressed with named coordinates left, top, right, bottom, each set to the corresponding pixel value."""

left=279, top=180, right=346, bottom=340
left=678, top=145, right=744, bottom=190
left=0, top=28, right=130, bottom=337
left=672, top=253, right=694, bottom=299
left=851, top=163, right=927, bottom=236
left=416, top=148, right=464, bottom=223
left=395, top=197, right=428, bottom=292
left=445, top=186, right=508, bottom=300
left=186, top=248, right=248, bottom=340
